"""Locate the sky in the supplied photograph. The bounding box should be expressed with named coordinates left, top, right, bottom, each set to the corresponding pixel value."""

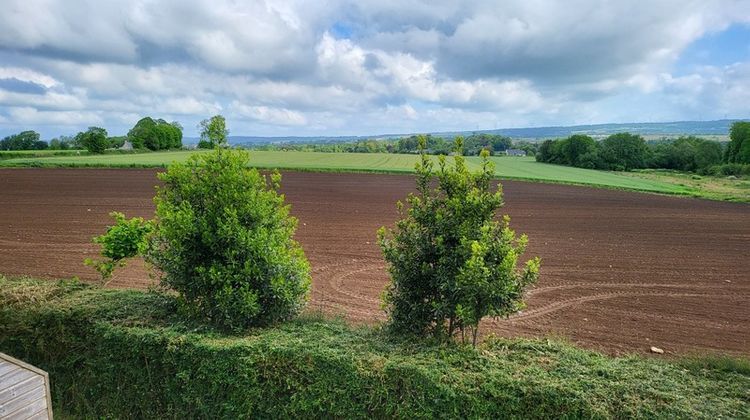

left=0, top=0, right=749, bottom=139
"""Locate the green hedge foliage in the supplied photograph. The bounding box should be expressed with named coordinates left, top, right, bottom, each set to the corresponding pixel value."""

left=1, top=277, right=749, bottom=419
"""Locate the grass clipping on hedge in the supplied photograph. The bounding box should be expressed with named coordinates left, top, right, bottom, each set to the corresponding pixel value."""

left=0, top=276, right=748, bottom=419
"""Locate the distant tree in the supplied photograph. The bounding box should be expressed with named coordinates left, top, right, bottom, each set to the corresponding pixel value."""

left=650, top=136, right=723, bottom=172
left=49, top=135, right=78, bottom=150
left=562, top=135, right=597, bottom=167
left=76, top=127, right=109, bottom=154
left=536, top=140, right=555, bottom=163
left=599, top=132, right=649, bottom=170
left=694, top=139, right=724, bottom=170
left=198, top=115, right=229, bottom=148
left=396, top=136, right=420, bottom=153
left=464, top=133, right=512, bottom=155
left=0, top=130, right=41, bottom=150
left=127, top=117, right=182, bottom=151
left=127, top=117, right=156, bottom=149
left=726, top=121, right=750, bottom=164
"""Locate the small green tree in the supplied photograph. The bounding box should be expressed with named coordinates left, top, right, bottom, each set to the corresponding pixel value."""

left=76, top=127, right=109, bottom=154
left=378, top=136, right=540, bottom=345
left=198, top=115, right=229, bottom=148
left=85, top=212, right=153, bottom=284
left=146, top=149, right=310, bottom=329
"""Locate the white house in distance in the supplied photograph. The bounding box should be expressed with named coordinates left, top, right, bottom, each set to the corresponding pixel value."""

left=504, top=149, right=527, bottom=157
left=0, top=353, right=53, bottom=419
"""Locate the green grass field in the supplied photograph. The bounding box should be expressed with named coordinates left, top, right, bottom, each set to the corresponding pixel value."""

left=0, top=149, right=692, bottom=195
left=0, top=149, right=89, bottom=159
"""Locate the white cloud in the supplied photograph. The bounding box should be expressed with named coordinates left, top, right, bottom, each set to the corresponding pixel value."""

left=7, top=107, right=103, bottom=126
left=230, top=101, right=308, bottom=126
left=0, top=89, right=85, bottom=110
left=0, top=67, right=58, bottom=88
left=0, top=0, right=749, bottom=137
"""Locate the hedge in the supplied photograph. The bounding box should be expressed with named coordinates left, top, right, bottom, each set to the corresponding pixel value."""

left=0, top=277, right=748, bottom=418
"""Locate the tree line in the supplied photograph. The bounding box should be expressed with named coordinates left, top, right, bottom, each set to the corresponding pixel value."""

left=0, top=130, right=48, bottom=150
left=536, top=122, right=750, bottom=176
left=254, top=133, right=539, bottom=156
left=1, top=116, right=184, bottom=154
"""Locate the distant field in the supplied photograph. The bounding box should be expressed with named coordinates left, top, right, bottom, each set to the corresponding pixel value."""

left=0, top=149, right=690, bottom=195
left=0, top=149, right=88, bottom=159
left=624, top=169, right=750, bottom=202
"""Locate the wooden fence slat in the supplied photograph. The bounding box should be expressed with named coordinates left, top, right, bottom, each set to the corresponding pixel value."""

left=0, top=354, right=52, bottom=420
left=0, top=363, right=18, bottom=379
left=1, top=393, right=47, bottom=420
left=0, top=385, right=45, bottom=418
left=0, top=365, right=21, bottom=381
left=0, top=376, right=44, bottom=404
left=26, top=408, right=50, bottom=420
left=0, top=370, right=37, bottom=395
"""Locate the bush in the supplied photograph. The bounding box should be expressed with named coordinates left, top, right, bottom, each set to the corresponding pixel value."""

left=703, top=163, right=750, bottom=177
left=85, top=212, right=153, bottom=283
left=378, top=136, right=539, bottom=344
left=146, top=149, right=310, bottom=330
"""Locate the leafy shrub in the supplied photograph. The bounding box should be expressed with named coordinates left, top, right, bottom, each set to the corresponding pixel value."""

left=85, top=212, right=153, bottom=284
left=146, top=149, right=310, bottom=329
left=378, top=136, right=540, bottom=344
left=702, top=163, right=750, bottom=177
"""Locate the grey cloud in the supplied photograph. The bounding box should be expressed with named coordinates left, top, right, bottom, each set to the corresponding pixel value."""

left=0, top=0, right=749, bottom=138
left=0, top=78, right=47, bottom=94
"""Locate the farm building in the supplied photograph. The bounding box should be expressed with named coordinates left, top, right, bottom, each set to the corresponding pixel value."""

left=504, top=149, right=527, bottom=156
left=0, top=353, right=53, bottom=419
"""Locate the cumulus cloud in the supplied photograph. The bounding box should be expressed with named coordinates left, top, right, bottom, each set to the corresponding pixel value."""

left=230, top=101, right=308, bottom=126
left=0, top=0, right=749, bottom=137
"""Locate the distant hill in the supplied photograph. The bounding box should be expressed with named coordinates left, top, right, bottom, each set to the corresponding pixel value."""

left=184, top=119, right=744, bottom=146
left=429, top=119, right=741, bottom=140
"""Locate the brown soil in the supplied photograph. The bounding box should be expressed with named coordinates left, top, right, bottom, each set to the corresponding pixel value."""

left=1, top=168, right=748, bottom=356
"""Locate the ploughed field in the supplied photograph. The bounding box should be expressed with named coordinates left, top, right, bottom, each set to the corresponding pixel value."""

left=1, top=168, right=748, bottom=356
